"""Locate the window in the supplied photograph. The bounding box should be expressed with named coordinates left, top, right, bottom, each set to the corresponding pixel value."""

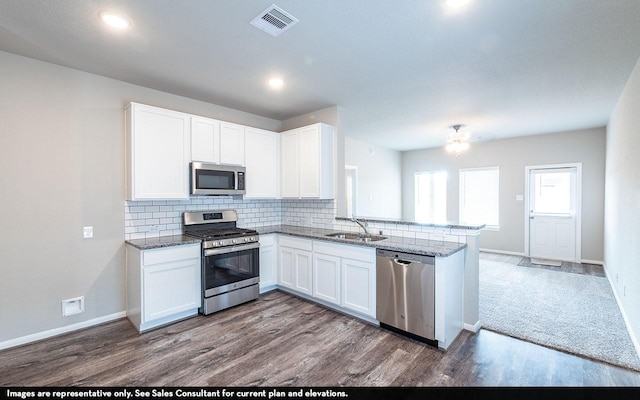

left=415, top=171, right=447, bottom=223
left=459, top=167, right=499, bottom=228
left=533, top=171, right=572, bottom=214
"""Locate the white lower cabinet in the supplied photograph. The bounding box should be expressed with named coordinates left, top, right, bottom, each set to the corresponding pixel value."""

left=259, top=234, right=277, bottom=292
left=278, top=235, right=313, bottom=296
left=313, top=240, right=376, bottom=318
left=126, top=243, right=201, bottom=332
left=341, top=257, right=376, bottom=317
left=312, top=253, right=341, bottom=305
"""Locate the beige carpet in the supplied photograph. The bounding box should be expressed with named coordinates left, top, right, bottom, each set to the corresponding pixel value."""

left=479, top=259, right=640, bottom=371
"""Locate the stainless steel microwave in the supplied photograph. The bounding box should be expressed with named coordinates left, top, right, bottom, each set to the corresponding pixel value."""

left=190, top=162, right=246, bottom=195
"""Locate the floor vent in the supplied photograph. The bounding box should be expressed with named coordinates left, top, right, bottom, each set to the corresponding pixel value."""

left=250, top=4, right=299, bottom=37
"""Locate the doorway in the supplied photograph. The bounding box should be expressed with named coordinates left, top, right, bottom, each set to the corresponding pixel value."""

left=524, top=164, right=582, bottom=262
left=345, top=165, right=358, bottom=218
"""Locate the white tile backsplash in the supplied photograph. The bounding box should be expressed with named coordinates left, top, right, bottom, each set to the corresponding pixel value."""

left=125, top=197, right=285, bottom=240
left=125, top=197, right=477, bottom=243
left=125, top=197, right=343, bottom=239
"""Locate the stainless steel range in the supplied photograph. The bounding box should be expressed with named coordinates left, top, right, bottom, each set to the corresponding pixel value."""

left=183, top=210, right=260, bottom=315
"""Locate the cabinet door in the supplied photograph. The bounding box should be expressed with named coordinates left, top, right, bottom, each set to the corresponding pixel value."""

left=191, top=116, right=220, bottom=163
left=294, top=250, right=313, bottom=296
left=259, top=235, right=277, bottom=290
left=245, top=127, right=279, bottom=198
left=342, top=258, right=376, bottom=317
left=129, top=103, right=191, bottom=200
left=313, top=253, right=341, bottom=305
left=220, top=122, right=245, bottom=166
left=142, top=258, right=201, bottom=323
left=280, top=130, right=299, bottom=198
left=299, top=125, right=320, bottom=198
left=278, top=246, right=296, bottom=289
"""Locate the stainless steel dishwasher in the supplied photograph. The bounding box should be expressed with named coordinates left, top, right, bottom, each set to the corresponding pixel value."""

left=376, top=249, right=436, bottom=345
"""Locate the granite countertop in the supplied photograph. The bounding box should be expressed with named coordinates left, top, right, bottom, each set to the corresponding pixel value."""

left=256, top=225, right=466, bottom=257
left=125, top=235, right=201, bottom=250
left=126, top=226, right=467, bottom=257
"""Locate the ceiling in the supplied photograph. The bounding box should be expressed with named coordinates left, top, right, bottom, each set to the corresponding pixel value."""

left=2, top=0, right=640, bottom=151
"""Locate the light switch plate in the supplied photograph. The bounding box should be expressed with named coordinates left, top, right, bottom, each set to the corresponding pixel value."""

left=516, top=195, right=524, bottom=201
left=83, top=226, right=93, bottom=239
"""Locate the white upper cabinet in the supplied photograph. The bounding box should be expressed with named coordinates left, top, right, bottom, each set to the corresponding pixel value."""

left=280, top=130, right=299, bottom=198
left=245, top=127, right=280, bottom=198
left=191, top=116, right=220, bottom=163
left=280, top=123, right=334, bottom=199
left=190, top=118, right=245, bottom=167
left=126, top=102, right=191, bottom=200
left=220, top=122, right=245, bottom=166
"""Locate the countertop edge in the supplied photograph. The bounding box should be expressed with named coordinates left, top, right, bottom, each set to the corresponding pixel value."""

left=125, top=235, right=201, bottom=250
left=257, top=225, right=467, bottom=257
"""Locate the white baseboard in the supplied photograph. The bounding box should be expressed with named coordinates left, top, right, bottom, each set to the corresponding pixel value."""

left=464, top=320, right=482, bottom=333
left=0, top=311, right=126, bottom=351
left=479, top=248, right=525, bottom=257
left=581, top=258, right=604, bottom=265
left=603, top=263, right=640, bottom=360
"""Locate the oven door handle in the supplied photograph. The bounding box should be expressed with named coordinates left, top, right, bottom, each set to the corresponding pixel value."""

left=204, top=241, right=260, bottom=256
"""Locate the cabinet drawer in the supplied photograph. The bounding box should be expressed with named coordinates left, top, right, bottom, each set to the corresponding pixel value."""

left=259, top=233, right=277, bottom=247
left=278, top=235, right=313, bottom=251
left=143, top=244, right=200, bottom=266
left=313, top=240, right=375, bottom=262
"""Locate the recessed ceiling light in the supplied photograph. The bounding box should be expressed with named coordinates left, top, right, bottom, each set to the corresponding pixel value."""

left=443, top=0, right=472, bottom=12
left=100, top=11, right=131, bottom=30
left=268, top=77, right=285, bottom=90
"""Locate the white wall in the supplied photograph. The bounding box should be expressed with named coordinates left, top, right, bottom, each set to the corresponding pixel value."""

left=605, top=56, right=640, bottom=350
left=0, top=50, right=280, bottom=343
left=344, top=137, right=402, bottom=219
left=402, top=128, right=606, bottom=261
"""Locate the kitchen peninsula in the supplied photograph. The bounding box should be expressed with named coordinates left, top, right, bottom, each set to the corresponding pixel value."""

left=252, top=218, right=483, bottom=348
left=331, top=216, right=485, bottom=333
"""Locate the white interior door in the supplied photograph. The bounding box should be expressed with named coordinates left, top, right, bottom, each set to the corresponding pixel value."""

left=526, top=165, right=581, bottom=262
left=345, top=165, right=358, bottom=218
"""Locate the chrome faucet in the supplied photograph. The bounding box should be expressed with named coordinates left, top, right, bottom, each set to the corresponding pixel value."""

left=351, top=217, right=370, bottom=235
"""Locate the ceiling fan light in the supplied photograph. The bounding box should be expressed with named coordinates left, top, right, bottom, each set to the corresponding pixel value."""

left=445, top=124, right=471, bottom=156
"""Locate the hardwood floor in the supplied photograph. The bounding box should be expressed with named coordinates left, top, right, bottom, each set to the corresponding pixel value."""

left=2, top=290, right=640, bottom=387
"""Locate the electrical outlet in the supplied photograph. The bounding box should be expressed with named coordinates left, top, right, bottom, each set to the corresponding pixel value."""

left=624, top=285, right=626, bottom=297
left=616, top=273, right=619, bottom=283
left=83, top=226, right=93, bottom=239
left=149, top=225, right=160, bottom=232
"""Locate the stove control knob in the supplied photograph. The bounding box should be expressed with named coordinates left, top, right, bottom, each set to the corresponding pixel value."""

left=218, top=241, right=223, bottom=246
left=232, top=239, right=237, bottom=244
left=244, top=238, right=249, bottom=242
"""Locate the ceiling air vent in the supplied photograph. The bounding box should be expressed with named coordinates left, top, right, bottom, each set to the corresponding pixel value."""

left=250, top=4, right=299, bottom=37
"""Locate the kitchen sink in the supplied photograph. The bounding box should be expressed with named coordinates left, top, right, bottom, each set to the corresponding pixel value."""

left=325, top=232, right=387, bottom=242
